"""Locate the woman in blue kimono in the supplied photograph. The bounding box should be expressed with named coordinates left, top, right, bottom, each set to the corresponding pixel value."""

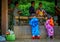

left=29, top=15, right=40, bottom=39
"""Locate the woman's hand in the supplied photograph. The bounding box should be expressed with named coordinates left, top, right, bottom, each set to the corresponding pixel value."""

left=17, top=11, right=22, bottom=14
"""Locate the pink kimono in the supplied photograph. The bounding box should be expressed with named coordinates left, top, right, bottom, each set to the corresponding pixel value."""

left=45, top=19, right=54, bottom=37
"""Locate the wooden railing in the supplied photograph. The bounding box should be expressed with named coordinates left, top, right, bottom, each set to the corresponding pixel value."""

left=14, top=16, right=46, bottom=25
left=15, top=16, right=45, bottom=20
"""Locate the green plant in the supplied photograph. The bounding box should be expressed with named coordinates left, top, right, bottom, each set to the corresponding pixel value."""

left=18, top=1, right=55, bottom=16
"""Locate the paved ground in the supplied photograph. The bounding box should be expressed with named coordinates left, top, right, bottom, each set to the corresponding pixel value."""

left=7, top=38, right=60, bottom=42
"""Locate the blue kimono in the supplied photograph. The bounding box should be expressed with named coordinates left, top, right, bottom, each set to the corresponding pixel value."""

left=29, top=17, right=40, bottom=36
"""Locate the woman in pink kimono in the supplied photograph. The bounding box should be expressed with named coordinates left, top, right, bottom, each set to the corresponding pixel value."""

left=45, top=17, right=54, bottom=39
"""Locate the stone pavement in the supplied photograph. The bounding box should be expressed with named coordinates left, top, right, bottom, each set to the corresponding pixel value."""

left=7, top=38, right=60, bottom=42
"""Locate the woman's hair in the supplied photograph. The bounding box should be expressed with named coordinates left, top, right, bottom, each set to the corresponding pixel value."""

left=31, top=1, right=35, bottom=4
left=14, top=1, right=18, bottom=6
left=48, top=16, right=52, bottom=19
left=39, top=2, right=42, bottom=5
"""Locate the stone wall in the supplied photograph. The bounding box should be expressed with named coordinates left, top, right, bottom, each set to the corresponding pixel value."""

left=14, top=26, right=47, bottom=39
left=14, top=26, right=60, bottom=39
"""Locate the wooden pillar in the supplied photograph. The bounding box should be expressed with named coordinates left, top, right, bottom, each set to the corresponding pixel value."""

left=1, top=0, right=8, bottom=35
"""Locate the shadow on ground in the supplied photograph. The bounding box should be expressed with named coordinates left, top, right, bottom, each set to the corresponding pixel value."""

left=7, top=38, right=60, bottom=42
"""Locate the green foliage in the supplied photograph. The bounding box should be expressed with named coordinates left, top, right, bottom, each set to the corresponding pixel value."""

left=42, top=1, right=55, bottom=16
left=9, top=4, right=15, bottom=9
left=18, top=3, right=30, bottom=16
left=17, top=1, right=55, bottom=16
left=10, top=0, right=55, bottom=16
